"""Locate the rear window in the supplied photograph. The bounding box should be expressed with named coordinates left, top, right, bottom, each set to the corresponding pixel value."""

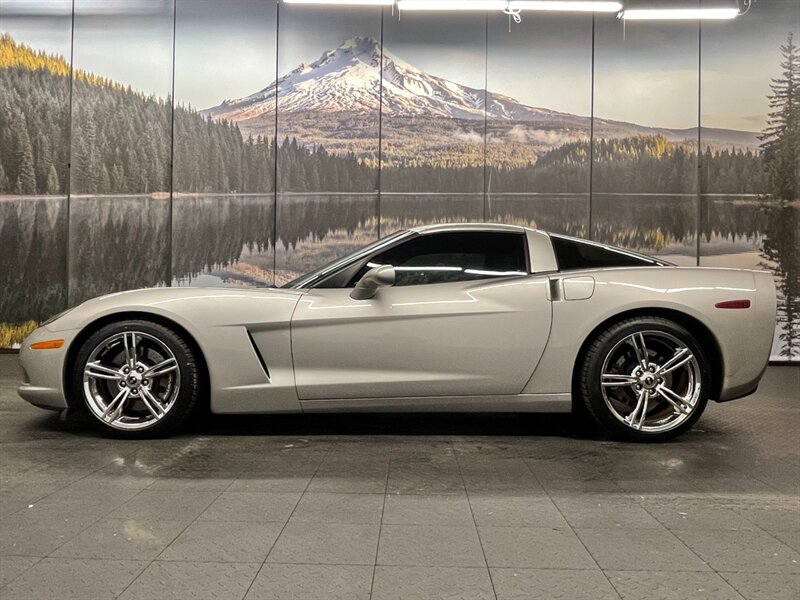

left=551, top=235, right=662, bottom=271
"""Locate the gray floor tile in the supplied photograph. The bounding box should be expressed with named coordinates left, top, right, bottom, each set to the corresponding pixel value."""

left=228, top=475, right=313, bottom=493
left=290, top=492, right=383, bottom=524
left=120, top=561, right=259, bottom=600
left=307, top=462, right=388, bottom=493
left=674, top=528, right=800, bottom=573
left=576, top=527, right=709, bottom=572
left=306, top=473, right=388, bottom=494
left=470, top=494, right=568, bottom=528
left=480, top=526, right=597, bottom=569
left=492, top=568, right=620, bottom=600
left=643, top=500, right=759, bottom=531
left=0, top=512, right=93, bottom=556
left=159, top=520, right=283, bottom=562
left=733, top=505, right=800, bottom=533
left=459, top=461, right=544, bottom=494
left=377, top=524, right=486, bottom=567
left=372, top=566, right=494, bottom=600
left=607, top=570, right=744, bottom=600
left=147, top=476, right=233, bottom=492
left=18, top=487, right=137, bottom=523
left=612, top=476, right=776, bottom=496
left=50, top=518, right=186, bottom=560
left=387, top=465, right=464, bottom=495
left=245, top=564, right=372, bottom=600
left=0, top=557, right=146, bottom=600
left=720, top=572, right=800, bottom=600
left=382, top=493, right=474, bottom=526
left=771, top=528, right=800, bottom=552
left=0, top=492, right=32, bottom=519
left=267, top=522, right=379, bottom=565
left=198, top=491, right=301, bottom=522
left=553, top=495, right=663, bottom=529
left=0, top=555, right=40, bottom=587
left=533, top=472, right=623, bottom=495
left=109, top=490, right=218, bottom=522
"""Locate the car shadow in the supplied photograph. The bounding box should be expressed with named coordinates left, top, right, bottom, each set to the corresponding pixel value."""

left=27, top=409, right=599, bottom=440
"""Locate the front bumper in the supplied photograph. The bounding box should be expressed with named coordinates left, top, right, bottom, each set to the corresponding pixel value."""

left=17, top=325, right=77, bottom=411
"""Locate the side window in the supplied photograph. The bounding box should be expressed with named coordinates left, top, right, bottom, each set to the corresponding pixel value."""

left=353, top=232, right=528, bottom=287
left=550, top=235, right=661, bottom=271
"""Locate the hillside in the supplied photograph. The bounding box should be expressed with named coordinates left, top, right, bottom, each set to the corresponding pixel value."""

left=203, top=36, right=760, bottom=166
left=0, top=34, right=765, bottom=194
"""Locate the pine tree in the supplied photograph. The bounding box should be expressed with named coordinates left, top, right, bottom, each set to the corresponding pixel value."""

left=12, top=119, right=37, bottom=194
left=45, top=164, right=59, bottom=194
left=760, top=33, right=800, bottom=201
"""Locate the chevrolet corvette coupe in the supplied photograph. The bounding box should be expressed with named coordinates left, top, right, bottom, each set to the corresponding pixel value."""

left=18, top=223, right=776, bottom=441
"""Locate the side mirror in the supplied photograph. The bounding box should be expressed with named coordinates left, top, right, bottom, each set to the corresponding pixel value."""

left=350, top=265, right=396, bottom=300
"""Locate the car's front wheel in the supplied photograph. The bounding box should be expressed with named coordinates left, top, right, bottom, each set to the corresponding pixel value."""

left=579, top=317, right=710, bottom=442
left=71, top=320, right=201, bottom=438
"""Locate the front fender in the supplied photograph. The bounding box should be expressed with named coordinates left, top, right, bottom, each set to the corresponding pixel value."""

left=48, top=288, right=304, bottom=414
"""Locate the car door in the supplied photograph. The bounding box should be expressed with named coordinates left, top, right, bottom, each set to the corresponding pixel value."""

left=290, top=230, right=553, bottom=400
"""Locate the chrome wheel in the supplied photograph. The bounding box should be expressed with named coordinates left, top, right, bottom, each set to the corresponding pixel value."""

left=82, top=331, right=181, bottom=431
left=600, top=330, right=701, bottom=434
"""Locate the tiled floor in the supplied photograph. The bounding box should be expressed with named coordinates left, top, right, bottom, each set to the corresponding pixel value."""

left=0, top=354, right=798, bottom=600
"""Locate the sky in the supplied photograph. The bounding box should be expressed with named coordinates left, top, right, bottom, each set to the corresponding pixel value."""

left=1, top=0, right=797, bottom=130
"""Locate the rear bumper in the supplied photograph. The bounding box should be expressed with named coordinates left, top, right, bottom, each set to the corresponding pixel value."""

left=714, top=270, right=776, bottom=403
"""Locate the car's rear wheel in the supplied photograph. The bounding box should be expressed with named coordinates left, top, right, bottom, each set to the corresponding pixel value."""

left=71, top=320, right=201, bottom=438
left=579, top=317, right=710, bottom=442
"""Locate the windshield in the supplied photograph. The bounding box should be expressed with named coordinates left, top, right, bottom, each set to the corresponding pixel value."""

left=281, top=230, right=411, bottom=289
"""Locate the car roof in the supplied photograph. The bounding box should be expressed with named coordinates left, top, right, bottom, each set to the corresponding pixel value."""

left=409, top=222, right=535, bottom=235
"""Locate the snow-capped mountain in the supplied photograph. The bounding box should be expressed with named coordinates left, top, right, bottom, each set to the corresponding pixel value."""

left=201, top=36, right=758, bottom=153
left=203, top=36, right=585, bottom=124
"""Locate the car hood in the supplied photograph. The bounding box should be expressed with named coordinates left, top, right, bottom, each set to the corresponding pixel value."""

left=45, top=287, right=305, bottom=333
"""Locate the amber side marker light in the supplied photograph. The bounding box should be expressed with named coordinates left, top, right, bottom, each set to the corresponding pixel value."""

left=715, top=300, right=751, bottom=309
left=30, top=340, right=65, bottom=350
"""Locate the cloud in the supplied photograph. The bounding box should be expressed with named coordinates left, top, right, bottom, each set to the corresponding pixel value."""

left=453, top=129, right=484, bottom=144
left=497, top=125, right=577, bottom=147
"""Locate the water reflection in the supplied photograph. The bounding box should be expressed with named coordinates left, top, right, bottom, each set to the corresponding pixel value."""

left=593, top=194, right=696, bottom=260
left=381, top=194, right=484, bottom=232
left=68, top=196, right=170, bottom=305
left=486, top=194, right=588, bottom=238
left=0, top=193, right=797, bottom=358
left=0, top=197, right=67, bottom=323
left=173, top=194, right=275, bottom=287
left=275, top=194, right=378, bottom=285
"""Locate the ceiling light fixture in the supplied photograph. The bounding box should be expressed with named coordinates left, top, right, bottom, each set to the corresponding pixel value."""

left=397, top=1, right=508, bottom=10
left=281, top=0, right=746, bottom=22
left=509, top=1, right=622, bottom=12
left=396, top=0, right=620, bottom=10
left=283, top=0, right=395, bottom=5
left=618, top=8, right=740, bottom=20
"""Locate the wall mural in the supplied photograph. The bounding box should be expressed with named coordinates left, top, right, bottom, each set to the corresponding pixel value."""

left=172, top=0, right=278, bottom=289
left=0, top=0, right=797, bottom=360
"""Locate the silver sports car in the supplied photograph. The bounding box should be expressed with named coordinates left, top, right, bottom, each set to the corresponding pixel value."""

left=18, top=223, right=776, bottom=441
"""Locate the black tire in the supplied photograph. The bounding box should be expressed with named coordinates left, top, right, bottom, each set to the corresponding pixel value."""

left=579, top=316, right=711, bottom=443
left=70, top=319, right=202, bottom=438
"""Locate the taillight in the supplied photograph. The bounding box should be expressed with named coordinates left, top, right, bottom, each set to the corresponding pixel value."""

left=714, top=299, right=751, bottom=309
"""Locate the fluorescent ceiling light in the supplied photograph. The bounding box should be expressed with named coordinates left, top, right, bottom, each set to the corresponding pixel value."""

left=509, top=1, right=622, bottom=12
left=283, top=0, right=394, bottom=5
left=620, top=8, right=740, bottom=20
left=397, top=1, right=508, bottom=10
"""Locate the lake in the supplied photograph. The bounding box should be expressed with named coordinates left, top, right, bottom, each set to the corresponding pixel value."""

left=1, top=193, right=797, bottom=359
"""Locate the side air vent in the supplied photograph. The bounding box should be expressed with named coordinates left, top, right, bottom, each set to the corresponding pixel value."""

left=246, top=331, right=271, bottom=381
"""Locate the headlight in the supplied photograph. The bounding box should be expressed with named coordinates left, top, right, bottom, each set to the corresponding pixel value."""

left=41, top=309, right=71, bottom=326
